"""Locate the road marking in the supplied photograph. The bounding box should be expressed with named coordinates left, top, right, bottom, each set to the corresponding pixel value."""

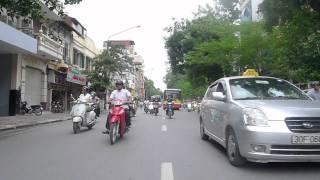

left=161, top=162, right=174, bottom=180
left=161, top=125, right=167, bottom=132
left=162, top=117, right=166, bottom=120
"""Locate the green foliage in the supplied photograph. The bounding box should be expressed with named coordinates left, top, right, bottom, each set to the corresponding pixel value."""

left=0, top=0, right=82, bottom=20
left=259, top=0, right=320, bottom=31
left=144, top=78, right=162, bottom=99
left=164, top=71, right=206, bottom=99
left=84, top=45, right=133, bottom=90
left=164, top=2, right=274, bottom=97
left=259, top=0, right=320, bottom=82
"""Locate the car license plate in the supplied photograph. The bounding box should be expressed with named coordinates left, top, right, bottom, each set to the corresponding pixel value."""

left=291, top=135, right=320, bottom=144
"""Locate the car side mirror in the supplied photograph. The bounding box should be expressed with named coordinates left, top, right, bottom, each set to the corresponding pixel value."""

left=212, top=92, right=226, bottom=101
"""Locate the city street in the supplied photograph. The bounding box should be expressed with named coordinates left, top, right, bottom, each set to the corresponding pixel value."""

left=1, top=110, right=320, bottom=180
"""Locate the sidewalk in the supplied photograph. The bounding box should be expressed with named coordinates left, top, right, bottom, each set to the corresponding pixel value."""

left=0, top=111, right=71, bottom=131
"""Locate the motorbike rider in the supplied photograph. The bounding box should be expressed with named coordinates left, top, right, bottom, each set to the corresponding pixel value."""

left=105, top=80, right=132, bottom=133
left=91, top=91, right=100, bottom=117
left=166, top=95, right=174, bottom=115
left=78, top=86, right=92, bottom=103
left=307, top=83, right=320, bottom=100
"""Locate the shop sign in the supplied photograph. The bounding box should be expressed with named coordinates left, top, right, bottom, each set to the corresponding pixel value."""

left=66, top=67, right=87, bottom=85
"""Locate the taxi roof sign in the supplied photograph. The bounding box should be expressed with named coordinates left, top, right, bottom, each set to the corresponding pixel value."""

left=242, top=69, right=259, bottom=77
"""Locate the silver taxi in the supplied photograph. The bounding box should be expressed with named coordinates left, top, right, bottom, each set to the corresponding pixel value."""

left=200, top=76, right=320, bottom=166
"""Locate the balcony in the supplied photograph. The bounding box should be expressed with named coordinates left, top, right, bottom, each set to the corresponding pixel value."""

left=0, top=21, right=37, bottom=54
left=35, top=32, right=64, bottom=60
left=133, top=55, right=144, bottom=65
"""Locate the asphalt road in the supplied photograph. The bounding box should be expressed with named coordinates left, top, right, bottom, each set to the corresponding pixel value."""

left=1, top=109, right=320, bottom=180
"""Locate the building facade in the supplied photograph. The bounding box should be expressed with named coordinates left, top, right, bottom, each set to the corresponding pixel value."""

left=0, top=2, right=99, bottom=116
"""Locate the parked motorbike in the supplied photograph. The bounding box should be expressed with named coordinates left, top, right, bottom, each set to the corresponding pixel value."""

left=70, top=95, right=96, bottom=134
left=166, top=102, right=174, bottom=119
left=21, top=101, right=43, bottom=116
left=51, top=101, right=63, bottom=113
left=107, top=100, right=129, bottom=145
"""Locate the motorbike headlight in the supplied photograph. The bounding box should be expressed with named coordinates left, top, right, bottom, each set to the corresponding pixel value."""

left=243, top=108, right=269, bottom=127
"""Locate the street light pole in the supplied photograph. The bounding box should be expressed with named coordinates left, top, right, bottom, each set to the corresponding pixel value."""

left=105, top=25, right=141, bottom=50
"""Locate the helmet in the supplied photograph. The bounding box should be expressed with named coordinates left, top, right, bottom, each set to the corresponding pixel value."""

left=115, top=80, right=124, bottom=86
left=91, top=91, right=96, bottom=97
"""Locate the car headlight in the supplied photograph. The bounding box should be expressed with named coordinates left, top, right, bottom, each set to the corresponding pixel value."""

left=243, top=108, right=269, bottom=127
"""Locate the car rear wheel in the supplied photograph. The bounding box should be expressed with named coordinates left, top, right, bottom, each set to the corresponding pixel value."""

left=200, top=119, right=209, bottom=140
left=226, top=129, right=246, bottom=166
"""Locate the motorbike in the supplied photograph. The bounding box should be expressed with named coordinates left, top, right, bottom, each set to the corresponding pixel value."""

left=20, top=101, right=43, bottom=116
left=144, top=103, right=149, bottom=114
left=193, top=103, right=198, bottom=112
left=166, top=102, right=174, bottom=119
left=107, top=100, right=129, bottom=145
left=196, top=103, right=201, bottom=114
left=70, top=95, right=96, bottom=134
left=51, top=101, right=63, bottom=113
left=129, top=102, right=136, bottom=117
left=152, top=101, right=160, bottom=116
left=187, top=103, right=192, bottom=112
left=148, top=103, right=154, bottom=114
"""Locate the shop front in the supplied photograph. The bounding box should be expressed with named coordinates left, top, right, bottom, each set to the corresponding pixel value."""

left=66, top=66, right=87, bottom=110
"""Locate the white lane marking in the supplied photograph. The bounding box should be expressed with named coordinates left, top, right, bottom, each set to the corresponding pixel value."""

left=161, top=162, right=174, bottom=180
left=162, top=117, right=166, bottom=120
left=161, top=125, right=167, bottom=132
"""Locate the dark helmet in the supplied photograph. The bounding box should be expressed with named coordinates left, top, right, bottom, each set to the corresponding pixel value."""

left=115, top=80, right=124, bottom=86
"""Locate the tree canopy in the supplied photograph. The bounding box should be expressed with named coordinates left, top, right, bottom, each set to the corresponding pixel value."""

left=85, top=45, right=132, bottom=90
left=144, top=78, right=162, bottom=99
left=164, top=0, right=320, bottom=98
left=0, top=0, right=83, bottom=20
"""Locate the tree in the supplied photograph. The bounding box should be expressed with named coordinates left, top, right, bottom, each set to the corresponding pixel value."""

left=0, top=0, right=83, bottom=20
left=144, top=78, right=162, bottom=99
left=85, top=45, right=133, bottom=90
left=259, top=0, right=320, bottom=31
left=195, top=0, right=240, bottom=22
left=164, top=3, right=274, bottom=96
left=259, top=0, right=320, bottom=82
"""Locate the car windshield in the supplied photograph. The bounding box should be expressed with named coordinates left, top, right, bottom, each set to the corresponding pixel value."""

left=230, top=78, right=310, bottom=100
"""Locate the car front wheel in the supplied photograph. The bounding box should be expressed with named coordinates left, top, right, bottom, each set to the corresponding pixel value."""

left=200, top=119, right=209, bottom=140
left=226, top=129, right=246, bottom=166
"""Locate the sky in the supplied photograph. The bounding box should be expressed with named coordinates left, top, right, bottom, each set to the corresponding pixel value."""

left=65, top=0, right=214, bottom=90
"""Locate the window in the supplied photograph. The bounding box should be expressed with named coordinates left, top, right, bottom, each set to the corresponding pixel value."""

left=229, top=78, right=309, bottom=100
left=86, top=58, right=92, bottom=71
left=205, top=84, right=217, bottom=100
left=63, top=43, right=69, bottom=63
left=80, top=54, right=85, bottom=69
left=73, top=49, right=78, bottom=65
left=216, top=82, right=226, bottom=94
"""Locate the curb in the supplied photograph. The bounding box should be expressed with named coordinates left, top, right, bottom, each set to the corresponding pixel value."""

left=0, top=117, right=71, bottom=131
